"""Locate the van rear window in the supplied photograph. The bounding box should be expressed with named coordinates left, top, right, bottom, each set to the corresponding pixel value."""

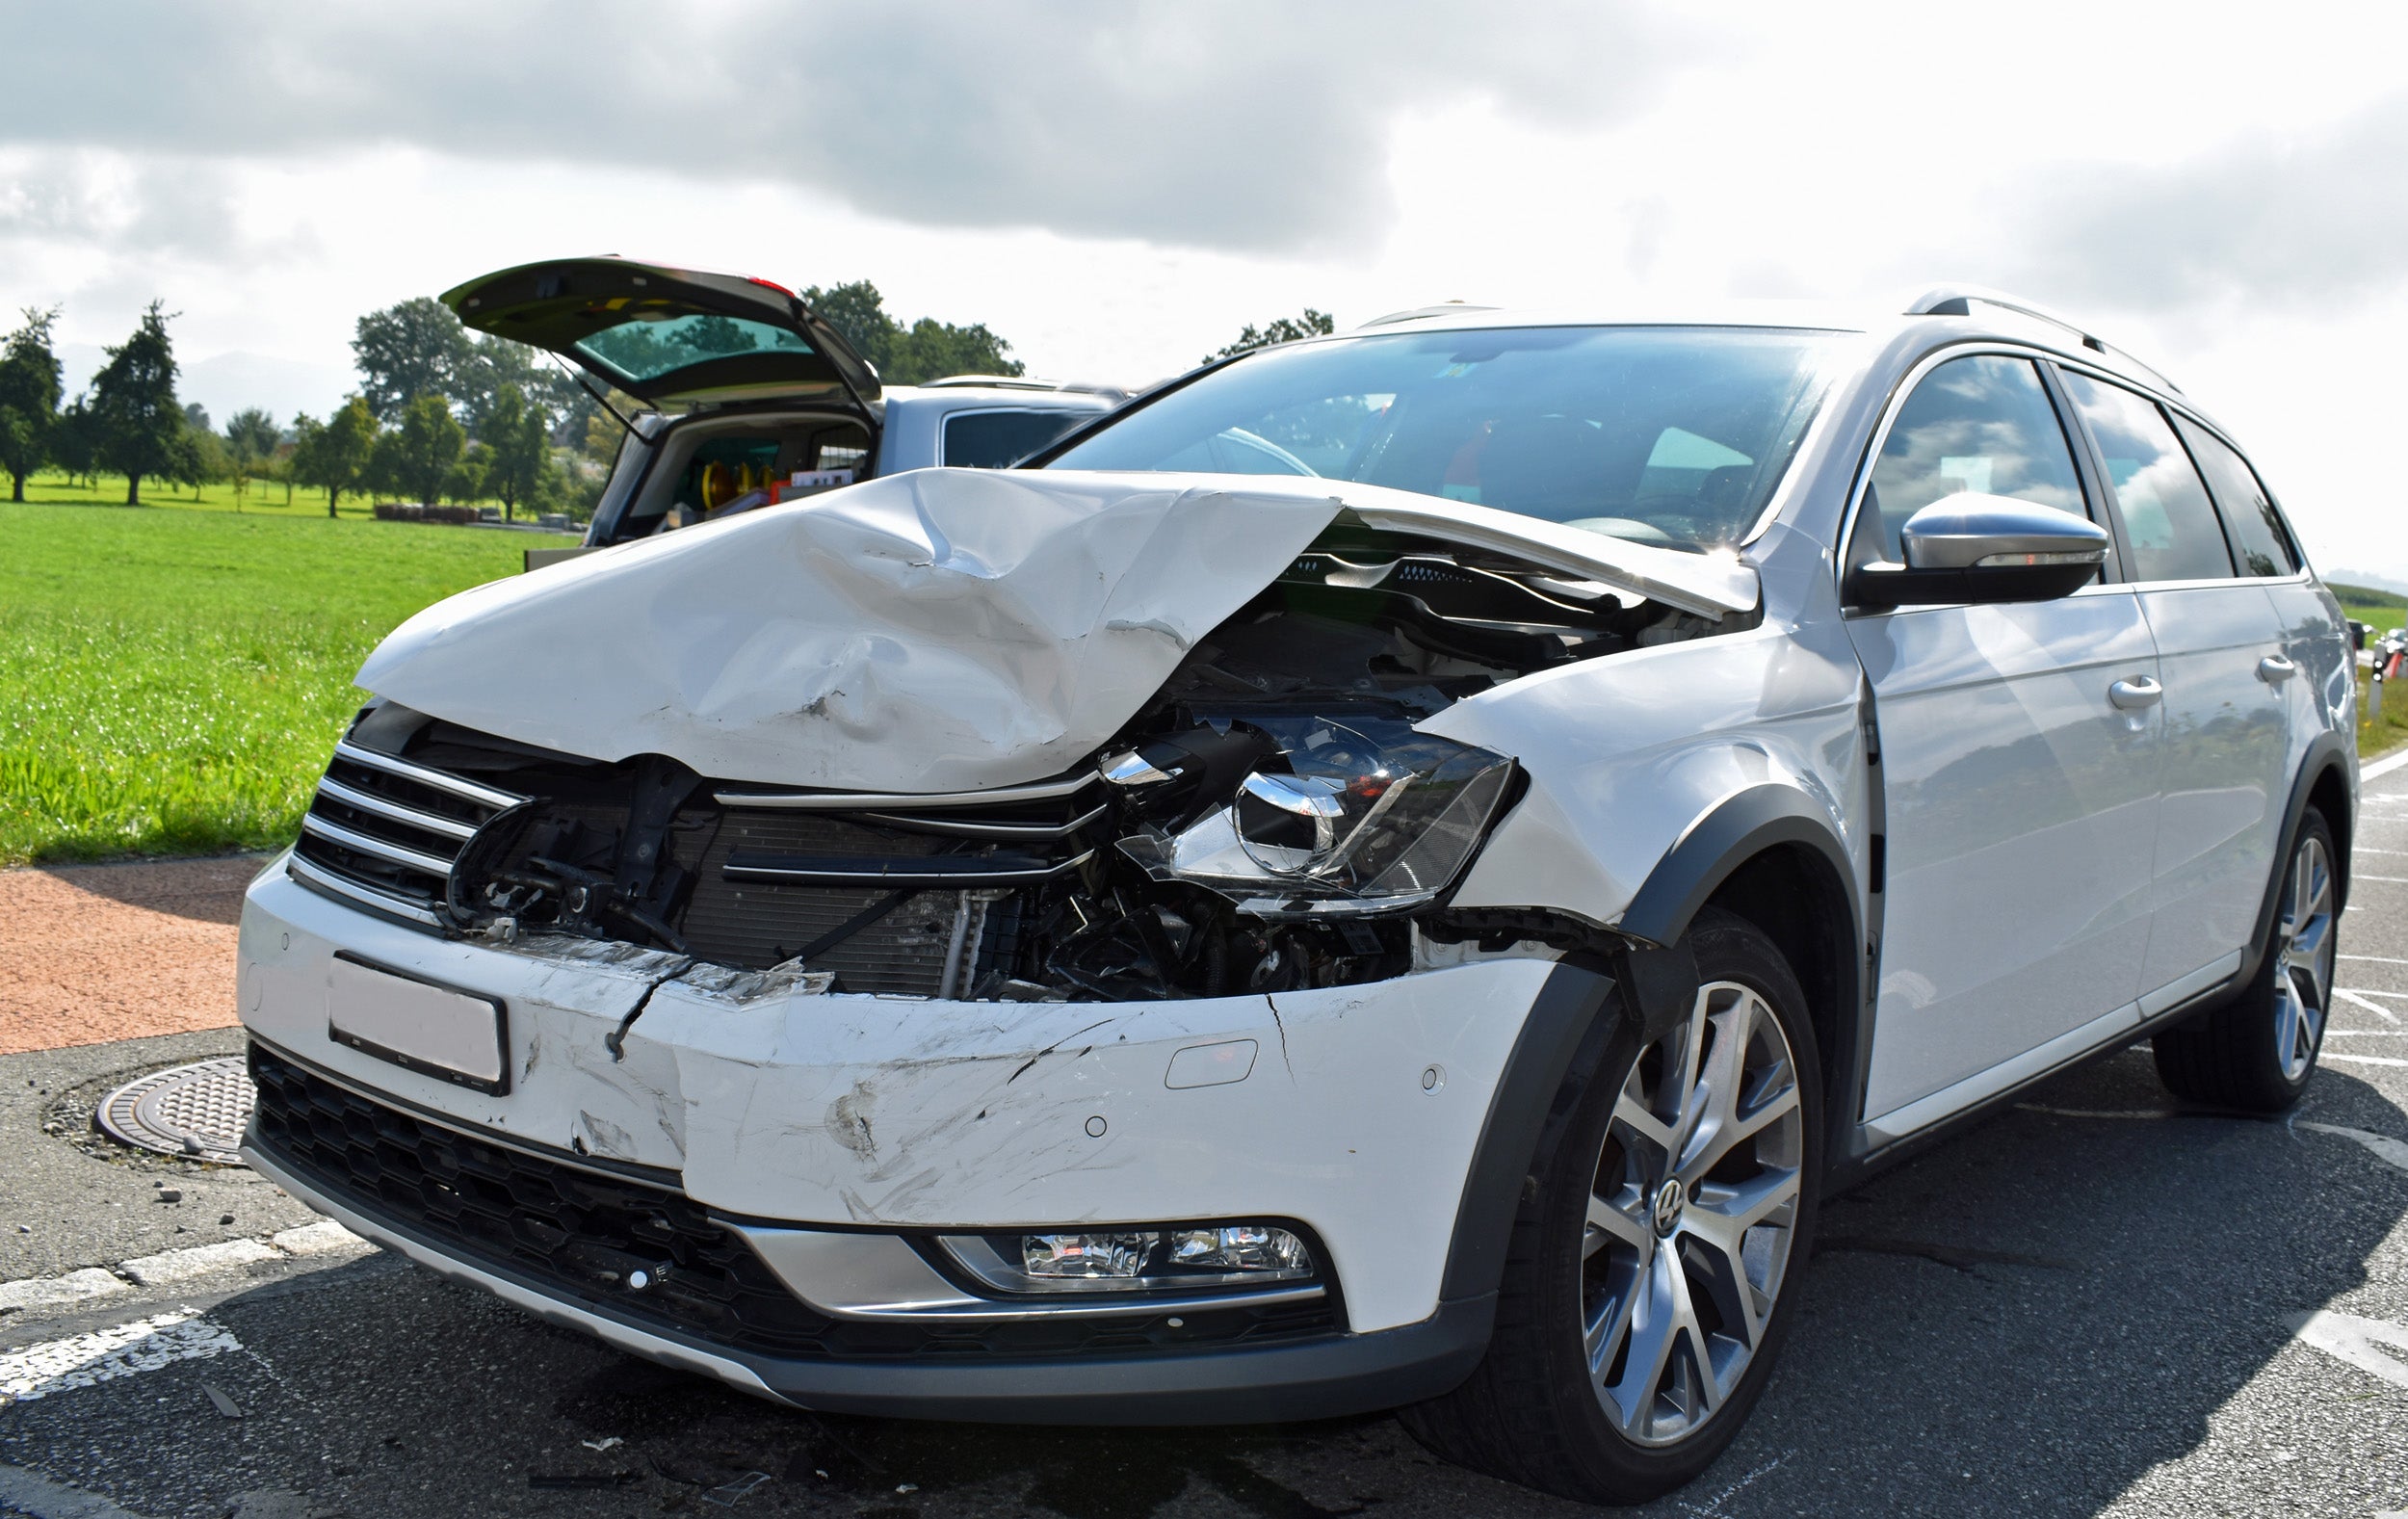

left=575, top=313, right=816, bottom=382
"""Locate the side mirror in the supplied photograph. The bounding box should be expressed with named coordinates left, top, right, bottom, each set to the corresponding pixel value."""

left=1848, top=493, right=2109, bottom=609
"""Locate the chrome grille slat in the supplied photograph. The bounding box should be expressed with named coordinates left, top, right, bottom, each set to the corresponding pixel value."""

left=299, top=813, right=458, bottom=878
left=312, top=774, right=480, bottom=842
left=722, top=849, right=1093, bottom=888
left=287, top=851, right=446, bottom=927
left=710, top=773, right=1101, bottom=810
left=293, top=741, right=521, bottom=927
left=851, top=803, right=1109, bottom=840
left=331, top=741, right=527, bottom=811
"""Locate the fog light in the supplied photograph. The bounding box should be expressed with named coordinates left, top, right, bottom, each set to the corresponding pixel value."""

left=1022, top=1231, right=1157, bottom=1278
left=1168, top=1224, right=1312, bottom=1276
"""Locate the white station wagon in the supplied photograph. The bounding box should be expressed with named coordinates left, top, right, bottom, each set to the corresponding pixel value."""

left=238, top=281, right=2350, bottom=1505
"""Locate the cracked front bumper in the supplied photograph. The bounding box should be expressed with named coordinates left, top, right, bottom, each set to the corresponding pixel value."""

left=239, top=861, right=1556, bottom=1415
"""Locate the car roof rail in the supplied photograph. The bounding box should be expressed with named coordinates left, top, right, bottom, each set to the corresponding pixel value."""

left=1356, top=301, right=1500, bottom=328
left=1904, top=284, right=2181, bottom=394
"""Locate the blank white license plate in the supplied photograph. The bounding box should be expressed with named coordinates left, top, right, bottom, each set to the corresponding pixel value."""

left=327, top=955, right=508, bottom=1093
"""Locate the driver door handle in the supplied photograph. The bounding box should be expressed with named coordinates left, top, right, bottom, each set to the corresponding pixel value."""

left=2108, top=675, right=2163, bottom=711
left=2258, top=654, right=2298, bottom=684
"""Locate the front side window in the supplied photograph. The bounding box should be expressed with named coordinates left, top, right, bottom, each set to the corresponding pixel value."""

left=2176, top=417, right=2299, bottom=577
left=2057, top=372, right=2234, bottom=583
left=1044, top=326, right=1841, bottom=553
left=1860, top=355, right=2088, bottom=563
left=942, top=408, right=1087, bottom=469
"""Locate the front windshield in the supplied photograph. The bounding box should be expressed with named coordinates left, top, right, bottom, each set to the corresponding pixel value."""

left=1046, top=326, right=1840, bottom=552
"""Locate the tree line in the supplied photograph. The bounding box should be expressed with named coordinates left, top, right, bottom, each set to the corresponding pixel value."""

left=0, top=299, right=598, bottom=519
left=0, top=284, right=1330, bottom=518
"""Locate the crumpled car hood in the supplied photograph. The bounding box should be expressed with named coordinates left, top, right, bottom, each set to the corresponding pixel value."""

left=357, top=468, right=1757, bottom=793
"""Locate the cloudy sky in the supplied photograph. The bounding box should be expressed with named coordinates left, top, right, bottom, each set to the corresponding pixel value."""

left=6, top=0, right=2407, bottom=576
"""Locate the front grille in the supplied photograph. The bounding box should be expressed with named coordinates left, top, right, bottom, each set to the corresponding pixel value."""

left=290, top=742, right=522, bottom=923
left=249, top=1043, right=1338, bottom=1360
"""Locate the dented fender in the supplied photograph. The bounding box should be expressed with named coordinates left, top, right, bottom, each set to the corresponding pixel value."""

left=1424, top=619, right=1870, bottom=934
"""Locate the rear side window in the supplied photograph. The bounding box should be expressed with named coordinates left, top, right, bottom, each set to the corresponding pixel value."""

left=2176, top=417, right=2298, bottom=577
left=942, top=409, right=1086, bottom=468
left=1862, top=355, right=2087, bottom=563
left=2057, top=372, right=2234, bottom=583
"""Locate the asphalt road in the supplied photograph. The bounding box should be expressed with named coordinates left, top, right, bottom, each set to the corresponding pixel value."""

left=6, top=776, right=2408, bottom=1518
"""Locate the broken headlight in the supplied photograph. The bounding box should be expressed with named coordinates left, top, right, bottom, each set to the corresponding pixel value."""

left=1110, top=715, right=1513, bottom=918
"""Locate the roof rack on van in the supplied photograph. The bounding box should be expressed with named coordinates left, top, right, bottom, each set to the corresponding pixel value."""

left=1904, top=284, right=2180, bottom=394
left=1357, top=302, right=1500, bottom=328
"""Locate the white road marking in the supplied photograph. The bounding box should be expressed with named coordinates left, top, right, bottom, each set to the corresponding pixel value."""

left=2340, top=955, right=2408, bottom=964
left=2354, top=847, right=2408, bottom=854
left=0, top=1225, right=368, bottom=1323
left=2357, top=746, right=2408, bottom=779
left=2331, top=1030, right=2408, bottom=1036
left=2289, top=1310, right=2408, bottom=1391
left=2336, top=989, right=2405, bottom=1024
left=2352, top=875, right=2408, bottom=883
left=0, top=1312, right=239, bottom=1405
left=2298, top=1120, right=2408, bottom=1175
left=2326, top=1052, right=2408, bottom=1067
left=1675, top=1454, right=1787, bottom=1515
left=2018, top=1105, right=2172, bottom=1120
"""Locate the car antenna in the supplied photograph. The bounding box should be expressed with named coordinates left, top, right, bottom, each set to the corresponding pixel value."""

left=545, top=351, right=638, bottom=436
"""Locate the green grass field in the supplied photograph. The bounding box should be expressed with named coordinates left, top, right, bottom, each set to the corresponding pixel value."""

left=2360, top=668, right=2408, bottom=759
left=2344, top=602, right=2405, bottom=634
left=0, top=497, right=560, bottom=865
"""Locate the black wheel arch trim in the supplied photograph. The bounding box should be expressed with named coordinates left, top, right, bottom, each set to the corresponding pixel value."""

left=1615, top=783, right=1864, bottom=955
left=2236, top=733, right=2355, bottom=991
left=1434, top=781, right=1870, bottom=1308
left=1436, top=958, right=1621, bottom=1306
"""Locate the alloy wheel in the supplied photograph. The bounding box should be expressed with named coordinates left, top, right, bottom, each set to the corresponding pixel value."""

left=2274, top=833, right=2336, bottom=1083
left=1581, top=980, right=1804, bottom=1447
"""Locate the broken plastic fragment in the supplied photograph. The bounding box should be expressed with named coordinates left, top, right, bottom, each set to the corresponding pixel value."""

left=702, top=1470, right=772, bottom=1507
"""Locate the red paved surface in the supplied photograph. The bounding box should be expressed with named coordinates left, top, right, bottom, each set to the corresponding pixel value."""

left=0, top=856, right=260, bottom=1055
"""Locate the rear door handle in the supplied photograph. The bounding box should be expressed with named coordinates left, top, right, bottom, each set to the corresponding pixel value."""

left=2258, top=654, right=2297, bottom=683
left=2108, top=675, right=2163, bottom=710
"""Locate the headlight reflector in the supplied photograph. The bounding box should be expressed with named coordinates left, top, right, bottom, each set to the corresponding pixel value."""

left=1115, top=715, right=1512, bottom=917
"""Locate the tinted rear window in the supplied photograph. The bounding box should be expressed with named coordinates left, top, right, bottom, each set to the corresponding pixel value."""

left=2176, top=417, right=2298, bottom=577
left=943, top=408, right=1086, bottom=468
left=575, top=313, right=816, bottom=382
left=2058, top=372, right=2234, bottom=583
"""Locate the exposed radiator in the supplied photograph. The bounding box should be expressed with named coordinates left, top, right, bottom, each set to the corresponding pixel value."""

left=680, top=812, right=1022, bottom=996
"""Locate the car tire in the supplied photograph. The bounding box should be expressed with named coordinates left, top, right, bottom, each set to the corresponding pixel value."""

left=1400, top=907, right=1823, bottom=1506
left=2153, top=807, right=2340, bottom=1113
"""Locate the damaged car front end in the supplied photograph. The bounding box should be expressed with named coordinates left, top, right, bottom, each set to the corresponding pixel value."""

left=240, top=316, right=1854, bottom=1444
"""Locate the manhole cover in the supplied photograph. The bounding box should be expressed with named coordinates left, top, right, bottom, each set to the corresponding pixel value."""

left=95, top=1059, right=254, bottom=1165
